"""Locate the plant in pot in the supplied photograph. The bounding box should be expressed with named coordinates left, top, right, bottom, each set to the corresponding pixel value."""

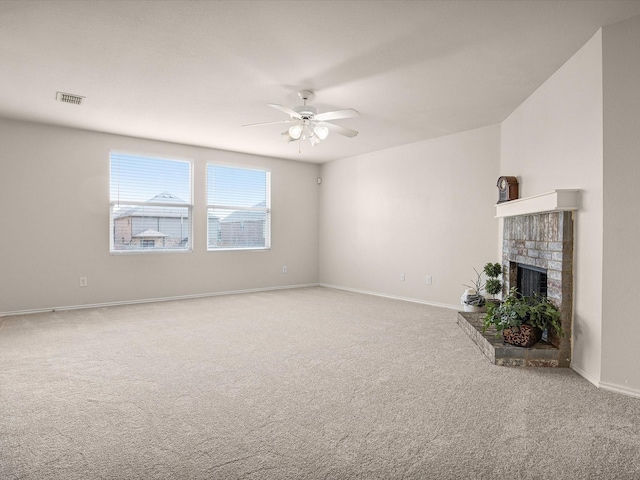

left=483, top=262, right=503, bottom=305
left=482, top=287, right=563, bottom=347
left=460, top=268, right=486, bottom=312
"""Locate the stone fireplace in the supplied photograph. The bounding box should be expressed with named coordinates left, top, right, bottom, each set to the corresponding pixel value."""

left=458, top=190, right=579, bottom=367
left=502, top=210, right=573, bottom=366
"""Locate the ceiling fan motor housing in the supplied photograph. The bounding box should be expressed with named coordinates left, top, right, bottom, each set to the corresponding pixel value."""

left=292, top=105, right=317, bottom=119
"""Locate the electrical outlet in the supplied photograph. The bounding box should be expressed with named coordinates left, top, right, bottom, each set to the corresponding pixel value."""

left=426, top=276, right=432, bottom=285
left=400, top=273, right=405, bottom=281
left=79, top=276, right=88, bottom=287
left=282, top=266, right=288, bottom=274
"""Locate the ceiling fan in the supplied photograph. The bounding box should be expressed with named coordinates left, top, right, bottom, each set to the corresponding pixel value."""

left=242, top=90, right=359, bottom=148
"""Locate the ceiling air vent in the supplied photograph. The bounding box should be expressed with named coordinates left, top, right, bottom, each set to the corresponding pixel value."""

left=56, top=92, right=85, bottom=105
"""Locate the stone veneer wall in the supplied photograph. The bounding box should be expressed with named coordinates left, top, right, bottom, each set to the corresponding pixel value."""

left=502, top=211, right=573, bottom=367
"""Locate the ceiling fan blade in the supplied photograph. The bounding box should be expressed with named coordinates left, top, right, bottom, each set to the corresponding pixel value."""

left=317, top=121, right=359, bottom=138
left=314, top=108, right=359, bottom=122
left=267, top=103, right=303, bottom=119
left=242, top=119, right=297, bottom=128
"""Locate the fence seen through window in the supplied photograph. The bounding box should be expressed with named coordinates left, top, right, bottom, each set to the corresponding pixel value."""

left=207, top=164, right=271, bottom=251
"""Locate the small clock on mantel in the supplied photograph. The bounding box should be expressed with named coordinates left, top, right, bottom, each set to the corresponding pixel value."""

left=497, top=176, right=519, bottom=203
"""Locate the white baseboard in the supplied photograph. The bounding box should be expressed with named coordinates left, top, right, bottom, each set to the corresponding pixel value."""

left=319, top=283, right=460, bottom=310
left=570, top=364, right=601, bottom=387
left=0, top=283, right=320, bottom=317
left=571, top=364, right=640, bottom=399
left=598, top=381, right=640, bottom=400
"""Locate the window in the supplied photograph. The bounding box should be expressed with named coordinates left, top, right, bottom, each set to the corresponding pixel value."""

left=207, top=165, right=271, bottom=250
left=110, top=153, right=192, bottom=253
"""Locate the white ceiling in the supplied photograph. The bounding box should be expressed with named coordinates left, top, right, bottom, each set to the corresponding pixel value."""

left=2, top=1, right=640, bottom=164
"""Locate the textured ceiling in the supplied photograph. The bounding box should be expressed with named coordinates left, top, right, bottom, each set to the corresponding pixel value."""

left=1, top=0, right=640, bottom=163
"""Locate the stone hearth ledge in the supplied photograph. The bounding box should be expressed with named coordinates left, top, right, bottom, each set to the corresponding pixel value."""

left=457, top=312, right=563, bottom=367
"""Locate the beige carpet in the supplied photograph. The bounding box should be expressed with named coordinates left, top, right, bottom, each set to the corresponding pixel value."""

left=1, top=286, right=639, bottom=479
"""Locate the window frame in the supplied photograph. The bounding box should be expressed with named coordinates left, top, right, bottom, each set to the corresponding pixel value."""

left=109, top=152, right=194, bottom=255
left=206, top=163, right=271, bottom=252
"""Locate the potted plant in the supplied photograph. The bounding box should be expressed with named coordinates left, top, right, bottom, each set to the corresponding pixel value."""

left=482, top=287, right=563, bottom=347
left=460, top=268, right=486, bottom=312
left=483, top=262, right=503, bottom=305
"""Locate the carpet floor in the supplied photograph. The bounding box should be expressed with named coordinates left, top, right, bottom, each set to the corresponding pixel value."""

left=1, top=286, right=639, bottom=479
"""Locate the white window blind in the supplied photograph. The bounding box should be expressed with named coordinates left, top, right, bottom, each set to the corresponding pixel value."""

left=207, top=164, right=271, bottom=250
left=110, top=153, right=192, bottom=253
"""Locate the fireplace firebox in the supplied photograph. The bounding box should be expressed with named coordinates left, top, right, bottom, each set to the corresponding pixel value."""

left=517, top=264, right=548, bottom=298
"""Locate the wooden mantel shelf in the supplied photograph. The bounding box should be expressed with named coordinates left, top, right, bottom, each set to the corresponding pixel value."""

left=495, top=189, right=580, bottom=218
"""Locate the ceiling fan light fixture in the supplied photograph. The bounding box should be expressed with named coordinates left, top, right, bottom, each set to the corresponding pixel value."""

left=244, top=90, right=359, bottom=149
left=281, top=131, right=294, bottom=143
left=314, top=125, right=329, bottom=140
left=288, top=125, right=303, bottom=140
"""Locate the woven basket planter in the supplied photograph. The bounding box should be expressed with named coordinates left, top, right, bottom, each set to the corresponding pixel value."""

left=502, top=324, right=542, bottom=348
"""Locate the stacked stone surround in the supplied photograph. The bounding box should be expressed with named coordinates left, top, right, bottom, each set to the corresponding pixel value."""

left=502, top=211, right=573, bottom=367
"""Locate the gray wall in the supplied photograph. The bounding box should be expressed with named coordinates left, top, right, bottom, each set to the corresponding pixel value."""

left=319, top=124, right=500, bottom=308
left=602, top=14, right=640, bottom=395
left=0, top=119, right=320, bottom=312
left=500, top=31, right=604, bottom=386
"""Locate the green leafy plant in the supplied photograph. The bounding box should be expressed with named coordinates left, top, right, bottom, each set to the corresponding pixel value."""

left=527, top=295, right=563, bottom=335
left=483, top=262, right=503, bottom=299
left=483, top=262, right=502, bottom=278
left=482, top=287, right=563, bottom=337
